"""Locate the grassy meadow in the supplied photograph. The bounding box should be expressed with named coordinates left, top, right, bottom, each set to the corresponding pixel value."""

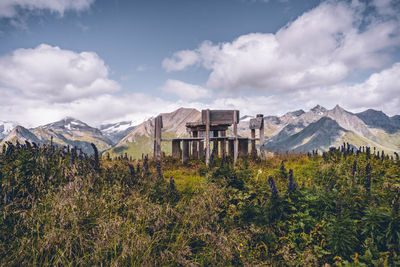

left=0, top=142, right=399, bottom=266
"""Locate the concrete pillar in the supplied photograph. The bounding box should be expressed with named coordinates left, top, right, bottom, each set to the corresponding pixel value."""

left=154, top=116, right=162, bottom=161
left=182, top=140, right=189, bottom=163
left=257, top=114, right=265, bottom=159
left=172, top=140, right=181, bottom=158
left=221, top=130, right=226, bottom=157
left=239, top=138, right=249, bottom=156
left=251, top=129, right=256, bottom=157
left=192, top=131, right=198, bottom=158
left=205, top=109, right=210, bottom=166
left=212, top=130, right=219, bottom=156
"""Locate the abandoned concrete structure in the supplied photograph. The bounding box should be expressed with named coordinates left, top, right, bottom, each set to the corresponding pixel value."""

left=154, top=109, right=265, bottom=165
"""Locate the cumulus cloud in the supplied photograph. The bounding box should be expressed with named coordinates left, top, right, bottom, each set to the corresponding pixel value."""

left=200, top=63, right=400, bottom=116
left=0, top=45, right=202, bottom=127
left=0, top=44, right=399, bottom=128
left=162, top=50, right=199, bottom=72
left=0, top=44, right=119, bottom=103
left=0, top=0, right=94, bottom=18
left=2, top=0, right=400, bottom=128
left=0, top=92, right=182, bottom=128
left=164, top=1, right=400, bottom=92
left=294, top=62, right=400, bottom=115
left=175, top=62, right=400, bottom=117
left=160, top=79, right=211, bottom=100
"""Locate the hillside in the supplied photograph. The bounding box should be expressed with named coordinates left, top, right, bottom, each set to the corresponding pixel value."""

left=265, top=117, right=347, bottom=152
left=1, top=105, right=399, bottom=157
left=106, top=108, right=201, bottom=158
left=99, top=121, right=137, bottom=144
left=0, top=125, right=41, bottom=145
left=264, top=105, right=400, bottom=154
left=356, top=109, right=400, bottom=134
left=32, top=117, right=113, bottom=154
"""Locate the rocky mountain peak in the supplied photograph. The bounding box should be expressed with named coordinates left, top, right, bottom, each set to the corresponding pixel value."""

left=0, top=125, right=41, bottom=145
left=332, top=104, right=346, bottom=113
left=0, top=120, right=18, bottom=140
left=100, top=120, right=138, bottom=145
left=357, top=109, right=389, bottom=120
left=265, top=117, right=346, bottom=153
left=14, top=125, right=27, bottom=133
left=41, top=117, right=95, bottom=133
left=286, top=109, right=305, bottom=117
left=356, top=109, right=399, bottom=133
left=310, top=105, right=327, bottom=114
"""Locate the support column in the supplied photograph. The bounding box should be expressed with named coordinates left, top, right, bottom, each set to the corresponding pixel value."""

left=228, top=139, right=234, bottom=157
left=205, top=109, right=210, bottom=166
left=154, top=115, right=163, bottom=161
left=233, top=110, right=239, bottom=164
left=239, top=138, right=249, bottom=156
left=192, top=131, right=198, bottom=158
left=257, top=114, right=265, bottom=160
left=212, top=130, right=219, bottom=156
left=251, top=129, right=256, bottom=158
left=199, top=131, right=205, bottom=159
left=172, top=140, right=181, bottom=158
left=182, top=140, right=189, bottom=163
left=221, top=131, right=226, bottom=157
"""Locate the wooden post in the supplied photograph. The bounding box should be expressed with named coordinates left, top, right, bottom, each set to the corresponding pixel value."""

left=239, top=138, right=249, bottom=156
left=212, top=130, right=219, bottom=156
left=182, top=140, right=189, bottom=163
left=251, top=129, right=256, bottom=157
left=233, top=110, right=239, bottom=164
left=257, top=114, right=265, bottom=159
left=221, top=130, right=226, bottom=157
left=205, top=109, right=210, bottom=166
left=154, top=116, right=162, bottom=161
left=172, top=140, right=181, bottom=158
left=192, top=131, right=198, bottom=158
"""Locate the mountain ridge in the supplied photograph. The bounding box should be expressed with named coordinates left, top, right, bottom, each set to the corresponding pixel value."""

left=0, top=125, right=41, bottom=145
left=31, top=117, right=113, bottom=154
left=1, top=105, right=399, bottom=157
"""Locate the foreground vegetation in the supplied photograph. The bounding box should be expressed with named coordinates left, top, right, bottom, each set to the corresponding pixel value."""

left=0, top=141, right=399, bottom=266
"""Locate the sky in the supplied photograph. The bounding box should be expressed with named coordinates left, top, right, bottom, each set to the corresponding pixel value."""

left=0, top=0, right=400, bottom=127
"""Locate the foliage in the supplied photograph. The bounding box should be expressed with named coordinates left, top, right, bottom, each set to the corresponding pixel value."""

left=0, top=142, right=399, bottom=265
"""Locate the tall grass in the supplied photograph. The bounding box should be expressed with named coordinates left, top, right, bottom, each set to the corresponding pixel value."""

left=1, top=142, right=399, bottom=265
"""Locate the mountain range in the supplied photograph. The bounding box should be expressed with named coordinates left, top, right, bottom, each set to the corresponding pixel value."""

left=0, top=117, right=113, bottom=154
left=0, top=105, right=399, bottom=157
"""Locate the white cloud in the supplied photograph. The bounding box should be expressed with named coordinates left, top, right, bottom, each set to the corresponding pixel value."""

left=0, top=45, right=203, bottom=127
left=298, top=62, right=400, bottom=115
left=183, top=62, right=400, bottom=117
left=160, top=79, right=211, bottom=100
left=162, top=50, right=199, bottom=72
left=0, top=93, right=181, bottom=128
left=165, top=1, right=400, bottom=92
left=0, top=44, right=119, bottom=103
left=0, top=49, right=399, bottom=128
left=1, top=0, right=400, bottom=128
left=0, top=0, right=94, bottom=18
